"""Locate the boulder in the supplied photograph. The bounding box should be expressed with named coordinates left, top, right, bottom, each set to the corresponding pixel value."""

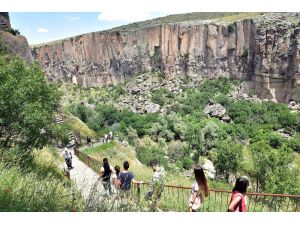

left=121, top=140, right=129, bottom=146
left=202, top=159, right=216, bottom=179
left=128, top=85, right=141, bottom=94
left=145, top=102, right=160, bottom=113
left=204, top=103, right=226, bottom=118
left=221, top=115, right=232, bottom=123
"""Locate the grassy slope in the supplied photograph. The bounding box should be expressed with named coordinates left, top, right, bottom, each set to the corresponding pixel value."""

left=0, top=146, right=84, bottom=211
left=83, top=141, right=193, bottom=186
left=109, top=12, right=262, bottom=32
left=64, top=113, right=96, bottom=138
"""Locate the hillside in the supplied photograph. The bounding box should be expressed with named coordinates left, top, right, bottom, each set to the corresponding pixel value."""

left=108, top=12, right=262, bottom=32
left=63, top=74, right=300, bottom=197
left=33, top=12, right=300, bottom=103
left=1, top=11, right=300, bottom=212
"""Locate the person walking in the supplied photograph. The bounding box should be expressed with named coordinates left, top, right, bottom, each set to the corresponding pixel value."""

left=112, top=165, right=121, bottom=190
left=108, top=131, right=113, bottom=141
left=86, top=136, right=92, bottom=147
left=100, top=158, right=114, bottom=196
left=228, top=176, right=249, bottom=212
left=188, top=165, right=210, bottom=212
left=119, top=161, right=143, bottom=203
left=145, top=159, right=165, bottom=211
left=63, top=147, right=73, bottom=170
left=104, top=134, right=108, bottom=143
left=119, top=161, right=143, bottom=190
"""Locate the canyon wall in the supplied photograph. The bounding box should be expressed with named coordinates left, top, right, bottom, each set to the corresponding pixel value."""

left=34, top=13, right=300, bottom=102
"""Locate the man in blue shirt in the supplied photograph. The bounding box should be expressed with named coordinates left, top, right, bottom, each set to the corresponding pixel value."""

left=119, top=161, right=143, bottom=190
left=119, top=161, right=143, bottom=204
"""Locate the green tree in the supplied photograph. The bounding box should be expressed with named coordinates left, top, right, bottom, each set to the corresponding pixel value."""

left=0, top=55, right=60, bottom=152
left=212, top=139, right=243, bottom=180
left=263, top=145, right=300, bottom=195
left=187, top=123, right=204, bottom=163
left=202, top=121, right=220, bottom=155
left=249, top=141, right=298, bottom=194
left=249, top=141, right=273, bottom=192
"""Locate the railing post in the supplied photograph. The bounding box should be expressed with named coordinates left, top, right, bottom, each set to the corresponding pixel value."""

left=137, top=183, right=141, bottom=205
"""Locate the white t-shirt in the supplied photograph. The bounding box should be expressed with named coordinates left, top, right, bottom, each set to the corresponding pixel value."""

left=192, top=181, right=199, bottom=194
left=63, top=151, right=72, bottom=160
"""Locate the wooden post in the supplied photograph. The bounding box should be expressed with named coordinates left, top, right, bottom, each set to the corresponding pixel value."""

left=137, top=184, right=141, bottom=205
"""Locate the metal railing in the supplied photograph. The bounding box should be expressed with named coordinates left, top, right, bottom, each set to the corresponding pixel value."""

left=132, top=182, right=300, bottom=212
left=75, top=148, right=300, bottom=212
left=74, top=147, right=101, bottom=173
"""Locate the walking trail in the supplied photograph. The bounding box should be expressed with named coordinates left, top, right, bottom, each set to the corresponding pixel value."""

left=58, top=147, right=104, bottom=200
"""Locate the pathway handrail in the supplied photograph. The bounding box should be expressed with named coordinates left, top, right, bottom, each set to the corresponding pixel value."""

left=134, top=182, right=300, bottom=198
left=75, top=147, right=300, bottom=212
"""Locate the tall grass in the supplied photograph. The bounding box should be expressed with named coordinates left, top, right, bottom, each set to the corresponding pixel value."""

left=0, top=147, right=84, bottom=212
left=82, top=142, right=193, bottom=186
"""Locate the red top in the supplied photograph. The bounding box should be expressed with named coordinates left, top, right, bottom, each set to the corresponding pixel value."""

left=230, top=191, right=247, bottom=212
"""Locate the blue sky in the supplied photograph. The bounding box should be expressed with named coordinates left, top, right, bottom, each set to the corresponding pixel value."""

left=9, top=12, right=168, bottom=45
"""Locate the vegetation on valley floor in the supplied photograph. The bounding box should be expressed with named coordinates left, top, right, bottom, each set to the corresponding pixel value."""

left=65, top=76, right=300, bottom=196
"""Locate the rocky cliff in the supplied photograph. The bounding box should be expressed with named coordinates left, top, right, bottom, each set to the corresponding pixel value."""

left=33, top=13, right=300, bottom=102
left=0, top=12, right=11, bottom=30
left=0, top=12, right=32, bottom=63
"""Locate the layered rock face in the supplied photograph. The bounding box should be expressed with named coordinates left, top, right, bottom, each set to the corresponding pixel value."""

left=34, top=13, right=300, bottom=102
left=0, top=13, right=32, bottom=63
left=0, top=12, right=11, bottom=30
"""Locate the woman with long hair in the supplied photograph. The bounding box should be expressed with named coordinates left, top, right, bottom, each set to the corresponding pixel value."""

left=228, top=176, right=249, bottom=212
left=100, top=158, right=114, bottom=195
left=112, top=165, right=121, bottom=189
left=188, top=165, right=209, bottom=212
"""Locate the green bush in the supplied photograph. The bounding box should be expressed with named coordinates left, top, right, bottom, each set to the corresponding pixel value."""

left=87, top=96, right=95, bottom=104
left=0, top=148, right=83, bottom=211
left=288, top=134, right=300, bottom=153
left=4, top=28, right=20, bottom=36
left=227, top=23, right=235, bottom=33
left=212, top=139, right=243, bottom=179
left=136, top=145, right=168, bottom=169
left=0, top=54, right=61, bottom=152
left=182, top=157, right=194, bottom=170
left=242, top=48, right=249, bottom=58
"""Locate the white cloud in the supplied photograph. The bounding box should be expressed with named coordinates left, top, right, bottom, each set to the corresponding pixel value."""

left=37, top=28, right=49, bottom=33
left=97, top=12, right=151, bottom=22
left=67, top=16, right=80, bottom=21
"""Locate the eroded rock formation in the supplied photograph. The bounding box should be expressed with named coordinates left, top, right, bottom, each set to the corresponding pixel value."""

left=0, top=12, right=32, bottom=63
left=33, top=13, right=300, bottom=102
left=0, top=12, right=11, bottom=30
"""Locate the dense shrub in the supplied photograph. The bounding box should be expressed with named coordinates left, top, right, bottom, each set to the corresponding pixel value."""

left=0, top=149, right=83, bottom=211
left=136, top=145, right=168, bottom=169
left=0, top=54, right=61, bottom=152
left=211, top=139, right=243, bottom=179
left=249, top=141, right=299, bottom=194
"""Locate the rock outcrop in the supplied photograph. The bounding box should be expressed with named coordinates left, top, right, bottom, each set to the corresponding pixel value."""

left=0, top=12, right=11, bottom=30
left=33, top=13, right=300, bottom=102
left=0, top=13, right=32, bottom=63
